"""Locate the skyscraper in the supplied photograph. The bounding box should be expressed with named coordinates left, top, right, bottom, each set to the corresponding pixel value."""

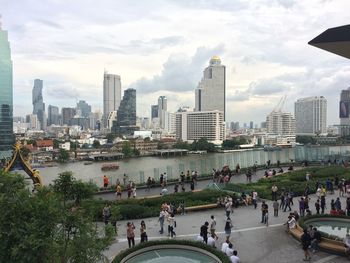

left=151, top=105, right=159, bottom=119
left=0, top=21, right=14, bottom=156
left=61, top=107, right=76, bottom=125
left=295, top=96, right=327, bottom=135
left=32, top=79, right=46, bottom=130
left=47, top=105, right=60, bottom=126
left=103, top=72, right=121, bottom=128
left=195, top=56, right=226, bottom=120
left=112, top=88, right=138, bottom=135
left=158, top=96, right=167, bottom=129
left=76, top=100, right=91, bottom=118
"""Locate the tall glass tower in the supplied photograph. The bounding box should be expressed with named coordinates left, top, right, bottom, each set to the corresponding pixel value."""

left=32, top=79, right=46, bottom=130
left=0, top=22, right=14, bottom=157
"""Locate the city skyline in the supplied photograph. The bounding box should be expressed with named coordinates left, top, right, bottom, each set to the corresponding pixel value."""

left=1, top=0, right=350, bottom=124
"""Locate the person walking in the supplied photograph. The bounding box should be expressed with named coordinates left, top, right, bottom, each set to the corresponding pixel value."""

left=252, top=190, right=258, bottom=209
left=315, top=199, right=320, bottom=214
left=126, top=222, right=135, bottom=248
left=115, top=183, right=122, bottom=200
left=283, top=194, right=292, bottom=212
left=200, top=222, right=209, bottom=244
left=271, top=184, right=278, bottom=201
left=103, top=175, right=109, bottom=189
left=225, top=197, right=232, bottom=217
left=299, top=197, right=305, bottom=217
left=102, top=204, right=111, bottom=225
left=168, top=213, right=176, bottom=238
left=224, top=217, right=233, bottom=242
left=273, top=200, right=279, bottom=217
left=158, top=209, right=167, bottom=234
left=260, top=201, right=268, bottom=223
left=320, top=196, right=326, bottom=214
left=301, top=229, right=312, bottom=261
left=140, top=220, right=148, bottom=243
left=210, top=215, right=218, bottom=240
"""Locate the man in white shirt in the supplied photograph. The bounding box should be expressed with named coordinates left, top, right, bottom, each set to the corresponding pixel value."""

left=287, top=216, right=296, bottom=229
left=225, top=243, right=234, bottom=257
left=230, top=250, right=240, bottom=263
left=221, top=240, right=229, bottom=253
left=207, top=234, right=216, bottom=247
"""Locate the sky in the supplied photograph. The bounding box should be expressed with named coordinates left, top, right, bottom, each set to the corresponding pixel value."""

left=1, top=0, right=350, bottom=125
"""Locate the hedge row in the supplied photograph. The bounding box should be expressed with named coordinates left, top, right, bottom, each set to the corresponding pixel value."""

left=223, top=166, right=350, bottom=200
left=86, top=189, right=234, bottom=221
left=112, top=239, right=231, bottom=263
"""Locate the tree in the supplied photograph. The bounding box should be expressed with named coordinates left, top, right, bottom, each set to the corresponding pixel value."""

left=122, top=141, right=132, bottom=157
left=20, top=146, right=31, bottom=158
left=53, top=139, right=63, bottom=149
left=222, top=137, right=249, bottom=149
left=191, top=138, right=216, bottom=152
left=0, top=171, right=113, bottom=263
left=173, top=140, right=190, bottom=150
left=157, top=140, right=165, bottom=149
left=296, top=136, right=316, bottom=145
left=58, top=149, right=70, bottom=163
left=92, top=140, right=100, bottom=149
left=106, top=133, right=117, bottom=143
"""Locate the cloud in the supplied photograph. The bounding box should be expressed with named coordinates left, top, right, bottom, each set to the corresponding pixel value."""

left=249, top=79, right=292, bottom=96
left=128, top=44, right=225, bottom=93
left=46, top=82, right=79, bottom=99
left=227, top=90, right=250, bottom=102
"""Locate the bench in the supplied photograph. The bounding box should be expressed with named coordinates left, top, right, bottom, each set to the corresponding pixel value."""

left=177, top=203, right=218, bottom=213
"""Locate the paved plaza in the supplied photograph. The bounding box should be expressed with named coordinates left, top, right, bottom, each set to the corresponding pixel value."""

left=103, top=189, right=349, bottom=263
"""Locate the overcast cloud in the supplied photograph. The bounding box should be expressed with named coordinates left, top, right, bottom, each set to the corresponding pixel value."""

left=1, top=0, right=349, bottom=124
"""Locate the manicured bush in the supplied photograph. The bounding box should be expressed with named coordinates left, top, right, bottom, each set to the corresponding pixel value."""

left=224, top=166, right=350, bottom=200
left=88, top=189, right=229, bottom=221
left=112, top=239, right=231, bottom=263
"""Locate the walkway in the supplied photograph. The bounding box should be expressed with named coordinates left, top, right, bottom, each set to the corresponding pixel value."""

left=95, top=166, right=302, bottom=201
left=103, top=189, right=349, bottom=263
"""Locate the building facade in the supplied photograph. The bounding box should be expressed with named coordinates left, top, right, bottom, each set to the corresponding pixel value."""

left=151, top=105, right=159, bottom=119
left=176, top=110, right=225, bottom=144
left=195, top=56, right=226, bottom=120
left=47, top=105, right=60, bottom=126
left=339, top=88, right=350, bottom=136
left=158, top=96, right=167, bottom=129
left=112, top=89, right=138, bottom=135
left=76, top=100, right=91, bottom=118
left=266, top=111, right=295, bottom=136
left=103, top=72, right=121, bottom=128
left=32, top=79, right=46, bottom=130
left=0, top=23, right=14, bottom=156
left=295, top=96, right=327, bottom=135
left=61, top=107, right=76, bottom=125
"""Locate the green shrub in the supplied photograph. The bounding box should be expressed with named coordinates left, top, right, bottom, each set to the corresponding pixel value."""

left=112, top=239, right=231, bottom=263
left=224, top=166, right=350, bottom=200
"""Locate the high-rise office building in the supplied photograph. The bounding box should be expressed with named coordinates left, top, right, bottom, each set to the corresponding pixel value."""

left=151, top=105, right=159, bottom=119
left=32, top=79, right=46, bottom=130
left=339, top=88, right=350, bottom=136
left=266, top=111, right=295, bottom=135
left=76, top=100, right=92, bottom=118
left=195, top=56, right=226, bottom=120
left=103, top=72, right=121, bottom=128
left=158, top=96, right=167, bottom=128
left=249, top=121, right=254, bottom=129
left=175, top=110, right=225, bottom=144
left=61, top=107, right=76, bottom=125
left=26, top=114, right=40, bottom=130
left=47, top=105, right=60, bottom=126
left=295, top=96, right=327, bottom=135
left=0, top=22, right=14, bottom=156
left=112, top=89, right=138, bottom=135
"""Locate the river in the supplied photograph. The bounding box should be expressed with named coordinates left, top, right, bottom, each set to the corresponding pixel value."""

left=17, top=145, right=350, bottom=186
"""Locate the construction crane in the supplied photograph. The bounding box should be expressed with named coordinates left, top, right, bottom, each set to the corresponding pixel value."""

left=272, top=95, right=287, bottom=113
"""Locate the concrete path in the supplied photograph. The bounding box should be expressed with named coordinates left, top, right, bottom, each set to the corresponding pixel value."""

left=95, top=166, right=302, bottom=201
left=102, top=189, right=349, bottom=263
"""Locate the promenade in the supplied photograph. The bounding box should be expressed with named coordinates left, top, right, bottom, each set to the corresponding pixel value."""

left=103, top=190, right=348, bottom=263
left=100, top=166, right=349, bottom=262
left=95, top=166, right=300, bottom=201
